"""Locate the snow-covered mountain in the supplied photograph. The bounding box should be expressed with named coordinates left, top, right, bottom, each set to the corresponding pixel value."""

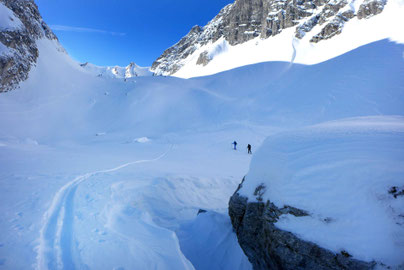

left=0, top=0, right=61, bottom=92
left=0, top=0, right=151, bottom=92
left=80, top=61, right=152, bottom=79
left=151, top=0, right=404, bottom=78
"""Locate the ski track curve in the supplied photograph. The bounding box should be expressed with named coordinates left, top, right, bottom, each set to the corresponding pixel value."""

left=35, top=148, right=172, bottom=270
left=289, top=38, right=298, bottom=67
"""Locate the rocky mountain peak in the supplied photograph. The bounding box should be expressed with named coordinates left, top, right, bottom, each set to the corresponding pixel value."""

left=190, top=25, right=202, bottom=34
left=0, top=0, right=61, bottom=92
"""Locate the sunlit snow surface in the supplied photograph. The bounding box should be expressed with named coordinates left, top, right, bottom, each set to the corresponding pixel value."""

left=0, top=36, right=403, bottom=269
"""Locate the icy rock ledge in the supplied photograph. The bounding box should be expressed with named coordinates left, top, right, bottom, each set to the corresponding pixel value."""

left=229, top=189, right=375, bottom=270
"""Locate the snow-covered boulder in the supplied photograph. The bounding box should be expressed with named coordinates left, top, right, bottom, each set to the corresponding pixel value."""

left=229, top=116, right=404, bottom=270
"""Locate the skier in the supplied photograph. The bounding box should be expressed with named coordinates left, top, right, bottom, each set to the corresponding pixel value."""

left=232, top=141, right=237, bottom=150
left=247, top=144, right=252, bottom=154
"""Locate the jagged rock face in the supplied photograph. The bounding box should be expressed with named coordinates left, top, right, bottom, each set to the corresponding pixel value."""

left=357, top=0, right=386, bottom=19
left=151, top=0, right=388, bottom=76
left=151, top=25, right=203, bottom=75
left=228, top=179, right=375, bottom=270
left=0, top=0, right=58, bottom=92
left=309, top=10, right=355, bottom=43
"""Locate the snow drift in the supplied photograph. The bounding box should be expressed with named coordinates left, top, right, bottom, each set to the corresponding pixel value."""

left=238, top=116, right=404, bottom=268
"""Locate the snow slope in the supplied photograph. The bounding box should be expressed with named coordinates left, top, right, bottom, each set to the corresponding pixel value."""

left=0, top=35, right=403, bottom=270
left=172, top=0, right=404, bottom=78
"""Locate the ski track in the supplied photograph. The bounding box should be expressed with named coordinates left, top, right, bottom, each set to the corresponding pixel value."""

left=36, top=148, right=171, bottom=270
left=289, top=38, right=298, bottom=67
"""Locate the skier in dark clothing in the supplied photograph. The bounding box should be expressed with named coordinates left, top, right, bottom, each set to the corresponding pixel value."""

left=247, top=144, right=252, bottom=154
left=232, top=141, right=237, bottom=150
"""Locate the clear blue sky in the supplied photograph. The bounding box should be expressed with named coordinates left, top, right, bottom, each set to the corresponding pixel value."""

left=35, top=0, right=234, bottom=67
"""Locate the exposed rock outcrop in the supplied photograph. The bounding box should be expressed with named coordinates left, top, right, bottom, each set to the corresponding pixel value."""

left=151, top=25, right=203, bottom=75
left=151, top=0, right=388, bottom=76
left=357, top=0, right=386, bottom=19
left=310, top=11, right=354, bottom=43
left=0, top=0, right=59, bottom=92
left=389, top=186, right=404, bottom=199
left=196, top=51, right=211, bottom=66
left=228, top=179, right=375, bottom=270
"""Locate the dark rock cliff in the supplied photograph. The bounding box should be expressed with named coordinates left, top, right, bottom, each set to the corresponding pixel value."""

left=228, top=178, right=375, bottom=270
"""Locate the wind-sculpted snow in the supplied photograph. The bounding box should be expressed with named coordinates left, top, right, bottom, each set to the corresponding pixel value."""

left=178, top=211, right=252, bottom=270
